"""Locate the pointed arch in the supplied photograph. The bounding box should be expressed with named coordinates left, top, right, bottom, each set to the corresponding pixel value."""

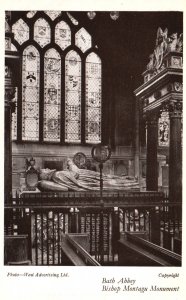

left=12, top=12, right=102, bottom=144
left=22, top=45, right=40, bottom=141
left=43, top=48, right=61, bottom=142
left=34, top=18, right=51, bottom=48
left=85, top=52, right=102, bottom=143
left=55, top=21, right=71, bottom=50
left=65, top=50, right=82, bottom=143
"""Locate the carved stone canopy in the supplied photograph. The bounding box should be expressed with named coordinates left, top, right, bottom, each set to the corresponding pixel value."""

left=148, top=28, right=183, bottom=70
left=144, top=28, right=183, bottom=83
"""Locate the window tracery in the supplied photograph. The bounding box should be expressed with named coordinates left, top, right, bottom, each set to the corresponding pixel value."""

left=75, top=28, right=92, bottom=53
left=55, top=21, right=71, bottom=50
left=34, top=18, right=51, bottom=48
left=12, top=19, right=29, bottom=45
left=11, top=11, right=102, bottom=144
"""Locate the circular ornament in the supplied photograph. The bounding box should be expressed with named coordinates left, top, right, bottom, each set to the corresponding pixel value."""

left=73, top=152, right=87, bottom=168
left=174, top=82, right=183, bottom=92
left=91, top=144, right=111, bottom=163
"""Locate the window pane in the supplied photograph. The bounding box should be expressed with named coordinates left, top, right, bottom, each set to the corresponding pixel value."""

left=11, top=43, right=18, bottom=51
left=34, top=18, right=51, bottom=48
left=27, top=11, right=37, bottom=19
left=12, top=19, right=29, bottom=45
left=55, top=21, right=71, bottom=50
left=22, top=46, right=40, bottom=141
left=44, top=11, right=61, bottom=20
left=85, top=52, right=101, bottom=143
left=75, top=28, right=92, bottom=53
left=65, top=51, right=81, bottom=143
left=44, top=48, right=61, bottom=142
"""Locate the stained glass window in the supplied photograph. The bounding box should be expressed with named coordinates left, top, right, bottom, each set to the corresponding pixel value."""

left=22, top=45, right=40, bottom=141
left=75, top=28, right=92, bottom=53
left=34, top=18, right=51, bottom=48
left=85, top=53, right=101, bottom=143
left=44, top=49, right=61, bottom=142
left=65, top=51, right=81, bottom=143
left=55, top=21, right=71, bottom=50
left=27, top=11, right=37, bottom=18
left=11, top=43, right=17, bottom=51
left=12, top=19, right=29, bottom=45
left=12, top=12, right=102, bottom=144
left=44, top=11, right=61, bottom=20
left=158, top=111, right=169, bottom=146
left=67, top=13, right=79, bottom=26
left=12, top=88, right=18, bottom=141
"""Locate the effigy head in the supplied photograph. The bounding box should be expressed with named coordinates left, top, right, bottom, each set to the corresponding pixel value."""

left=67, top=158, right=73, bottom=165
left=66, top=158, right=79, bottom=172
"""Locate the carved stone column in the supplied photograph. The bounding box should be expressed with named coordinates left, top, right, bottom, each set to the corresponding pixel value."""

left=146, top=114, right=158, bottom=191
left=5, top=11, right=16, bottom=203
left=168, top=100, right=182, bottom=203
left=5, top=72, right=16, bottom=203
left=134, top=99, right=140, bottom=180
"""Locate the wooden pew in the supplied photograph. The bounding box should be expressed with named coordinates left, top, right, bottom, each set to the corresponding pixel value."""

left=60, top=233, right=100, bottom=266
left=118, top=232, right=181, bottom=266
left=4, top=235, right=31, bottom=265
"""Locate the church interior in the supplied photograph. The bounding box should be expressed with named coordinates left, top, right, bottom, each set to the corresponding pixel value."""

left=4, top=11, right=182, bottom=266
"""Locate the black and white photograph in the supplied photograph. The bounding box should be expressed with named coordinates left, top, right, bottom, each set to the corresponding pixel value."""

left=2, top=1, right=185, bottom=299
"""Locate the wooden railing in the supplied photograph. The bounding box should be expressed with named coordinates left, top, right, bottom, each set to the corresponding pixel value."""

left=118, top=232, right=181, bottom=266
left=4, top=192, right=182, bottom=266
left=61, top=233, right=100, bottom=266
left=17, top=190, right=165, bottom=207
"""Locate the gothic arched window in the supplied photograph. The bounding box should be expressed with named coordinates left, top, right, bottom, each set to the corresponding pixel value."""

left=22, top=45, right=40, bottom=141
left=85, top=52, right=101, bottom=144
left=11, top=11, right=102, bottom=144
left=44, top=48, right=61, bottom=142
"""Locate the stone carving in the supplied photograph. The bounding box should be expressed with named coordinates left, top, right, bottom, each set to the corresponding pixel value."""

left=5, top=12, right=11, bottom=33
left=38, top=159, right=139, bottom=191
left=158, top=111, right=169, bottom=147
left=162, top=100, right=182, bottom=118
left=5, top=87, right=16, bottom=112
left=146, top=28, right=183, bottom=77
left=167, top=33, right=183, bottom=52
left=154, top=27, right=168, bottom=70
left=174, top=82, right=183, bottom=92
left=168, top=101, right=182, bottom=113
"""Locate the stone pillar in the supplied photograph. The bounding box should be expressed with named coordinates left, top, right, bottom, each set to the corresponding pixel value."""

left=5, top=70, right=16, bottom=203
left=146, top=114, right=158, bottom=191
left=134, top=99, right=140, bottom=180
left=5, top=11, right=16, bottom=203
left=168, top=101, right=182, bottom=203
